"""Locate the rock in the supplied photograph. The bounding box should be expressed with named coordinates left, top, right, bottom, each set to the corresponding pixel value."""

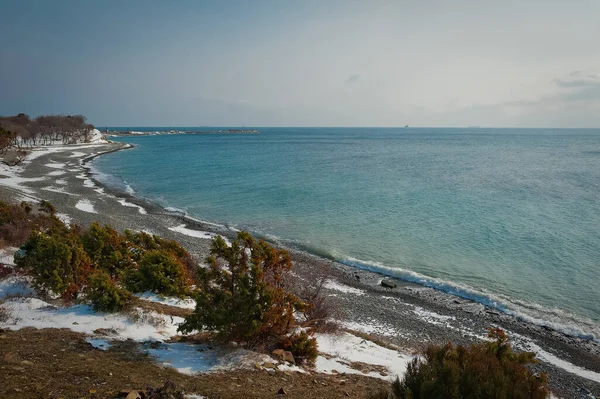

left=381, top=279, right=397, bottom=289
left=282, top=351, right=295, bottom=365
left=262, top=362, right=276, bottom=369
left=272, top=348, right=286, bottom=359
left=3, top=352, right=17, bottom=363
left=72, top=321, right=79, bottom=325
left=125, top=391, right=141, bottom=399
left=276, top=387, right=287, bottom=395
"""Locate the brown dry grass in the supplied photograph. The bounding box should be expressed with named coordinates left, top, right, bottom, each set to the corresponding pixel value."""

left=343, top=329, right=407, bottom=353
left=0, top=327, right=389, bottom=399
left=130, top=297, right=193, bottom=318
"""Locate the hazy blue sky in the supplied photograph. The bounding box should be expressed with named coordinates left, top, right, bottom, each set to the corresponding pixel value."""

left=1, top=0, right=600, bottom=127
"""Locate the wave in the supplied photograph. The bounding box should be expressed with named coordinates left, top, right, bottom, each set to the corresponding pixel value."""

left=339, top=256, right=600, bottom=343
left=88, top=165, right=135, bottom=196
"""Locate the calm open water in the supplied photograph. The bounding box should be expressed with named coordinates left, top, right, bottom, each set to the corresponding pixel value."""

left=94, top=127, right=600, bottom=340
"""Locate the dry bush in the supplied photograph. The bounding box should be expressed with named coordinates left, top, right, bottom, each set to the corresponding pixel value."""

left=1, top=149, right=28, bottom=166
left=285, top=263, right=338, bottom=332
left=0, top=305, right=9, bottom=323
left=0, top=200, right=63, bottom=248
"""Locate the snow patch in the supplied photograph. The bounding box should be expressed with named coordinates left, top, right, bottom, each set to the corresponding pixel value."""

left=341, top=320, right=402, bottom=338
left=0, top=275, right=35, bottom=299
left=56, top=213, right=72, bottom=226
left=86, top=338, right=111, bottom=350
left=117, top=198, right=147, bottom=215
left=146, top=342, right=268, bottom=375
left=168, top=225, right=215, bottom=239
left=0, top=164, right=46, bottom=194
left=42, top=186, right=78, bottom=196
left=26, top=143, right=108, bottom=161
left=44, top=162, right=66, bottom=169
left=315, top=332, right=413, bottom=380
left=0, top=297, right=184, bottom=342
left=136, top=292, right=196, bottom=309
left=69, top=151, right=87, bottom=158
left=412, top=306, right=455, bottom=326
left=75, top=198, right=97, bottom=213
left=324, top=280, right=366, bottom=296
left=0, top=247, right=17, bottom=266
left=47, top=170, right=66, bottom=176
left=510, top=332, right=600, bottom=384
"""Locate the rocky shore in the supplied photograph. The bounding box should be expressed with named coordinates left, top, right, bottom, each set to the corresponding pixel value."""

left=1, top=141, right=598, bottom=398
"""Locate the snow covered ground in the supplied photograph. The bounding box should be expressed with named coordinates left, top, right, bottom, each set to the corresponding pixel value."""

left=136, top=292, right=196, bottom=309
left=0, top=269, right=417, bottom=382
left=117, top=198, right=147, bottom=214
left=75, top=198, right=97, bottom=213
left=315, top=332, right=413, bottom=380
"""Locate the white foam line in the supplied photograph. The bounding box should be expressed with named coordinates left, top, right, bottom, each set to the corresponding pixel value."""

left=341, top=256, right=600, bottom=343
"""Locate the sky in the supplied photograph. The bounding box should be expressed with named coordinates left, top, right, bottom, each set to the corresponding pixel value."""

left=1, top=0, right=600, bottom=127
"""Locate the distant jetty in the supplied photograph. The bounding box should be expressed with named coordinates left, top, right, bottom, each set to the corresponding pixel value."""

left=106, top=128, right=260, bottom=137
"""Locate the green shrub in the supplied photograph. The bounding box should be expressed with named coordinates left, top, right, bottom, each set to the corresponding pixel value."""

left=86, top=270, right=132, bottom=312
left=124, top=230, right=196, bottom=274
left=80, top=222, right=133, bottom=278
left=20, top=201, right=32, bottom=214
left=279, top=330, right=318, bottom=365
left=125, top=250, right=190, bottom=297
left=39, top=200, right=56, bottom=215
left=15, top=227, right=92, bottom=298
left=381, top=328, right=548, bottom=399
left=179, top=232, right=306, bottom=345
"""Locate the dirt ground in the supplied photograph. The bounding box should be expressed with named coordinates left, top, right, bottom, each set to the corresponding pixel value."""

left=0, top=327, right=390, bottom=399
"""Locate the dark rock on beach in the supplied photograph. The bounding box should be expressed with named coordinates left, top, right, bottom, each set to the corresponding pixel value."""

left=380, top=279, right=397, bottom=289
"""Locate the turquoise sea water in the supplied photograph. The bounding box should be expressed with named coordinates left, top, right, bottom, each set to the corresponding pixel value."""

left=94, top=128, right=600, bottom=340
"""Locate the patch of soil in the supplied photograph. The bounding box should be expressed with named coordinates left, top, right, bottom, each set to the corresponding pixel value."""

left=0, top=327, right=389, bottom=398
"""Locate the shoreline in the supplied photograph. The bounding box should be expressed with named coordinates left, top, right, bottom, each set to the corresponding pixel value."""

left=1, top=141, right=599, bottom=397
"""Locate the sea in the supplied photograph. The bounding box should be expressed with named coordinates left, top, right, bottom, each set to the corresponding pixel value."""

left=92, top=127, right=600, bottom=341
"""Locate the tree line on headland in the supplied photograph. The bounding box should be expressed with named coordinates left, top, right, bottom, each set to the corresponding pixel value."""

left=0, top=113, right=95, bottom=152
